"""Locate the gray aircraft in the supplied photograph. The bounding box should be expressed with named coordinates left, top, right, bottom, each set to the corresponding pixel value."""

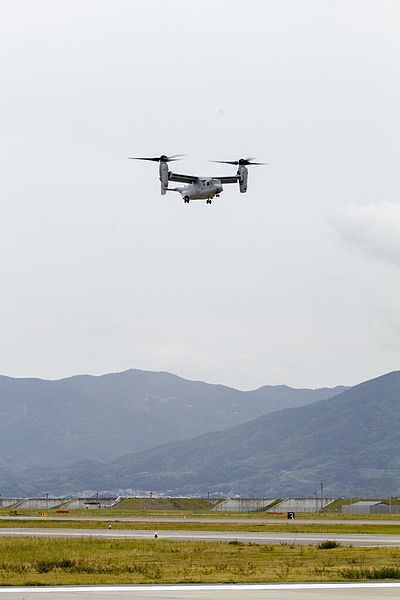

left=128, top=154, right=265, bottom=204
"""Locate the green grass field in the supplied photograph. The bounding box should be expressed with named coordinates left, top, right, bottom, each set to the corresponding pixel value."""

left=111, top=497, right=218, bottom=511
left=1, top=518, right=400, bottom=535
left=3, top=507, right=400, bottom=522
left=1, top=537, right=400, bottom=586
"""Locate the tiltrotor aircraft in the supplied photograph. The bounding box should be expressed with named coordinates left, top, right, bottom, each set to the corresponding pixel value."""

left=127, top=154, right=265, bottom=204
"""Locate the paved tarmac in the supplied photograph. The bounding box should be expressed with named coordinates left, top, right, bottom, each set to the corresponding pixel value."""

left=1, top=516, right=400, bottom=525
left=1, top=584, right=400, bottom=599
left=1, top=526, right=400, bottom=546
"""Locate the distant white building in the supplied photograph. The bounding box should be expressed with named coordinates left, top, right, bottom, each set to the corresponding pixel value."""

left=342, top=501, right=400, bottom=514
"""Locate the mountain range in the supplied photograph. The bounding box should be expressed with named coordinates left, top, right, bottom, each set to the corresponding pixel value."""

left=0, top=369, right=345, bottom=470
left=2, top=369, right=400, bottom=497
left=96, top=369, right=400, bottom=498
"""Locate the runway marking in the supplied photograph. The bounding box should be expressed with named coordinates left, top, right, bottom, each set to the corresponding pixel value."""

left=1, top=583, right=400, bottom=593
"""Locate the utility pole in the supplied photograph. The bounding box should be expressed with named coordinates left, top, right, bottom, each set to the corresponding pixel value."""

left=320, top=481, right=324, bottom=511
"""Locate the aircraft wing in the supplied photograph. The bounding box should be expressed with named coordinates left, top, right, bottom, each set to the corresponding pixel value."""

left=215, top=175, right=239, bottom=184
left=169, top=172, right=198, bottom=184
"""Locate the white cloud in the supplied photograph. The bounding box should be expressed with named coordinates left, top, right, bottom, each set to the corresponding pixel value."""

left=329, top=202, right=400, bottom=266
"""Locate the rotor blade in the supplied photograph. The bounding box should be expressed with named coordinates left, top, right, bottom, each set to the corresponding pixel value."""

left=238, top=157, right=267, bottom=165
left=127, top=157, right=161, bottom=162
left=209, top=158, right=266, bottom=166
left=209, top=160, right=239, bottom=165
left=127, top=154, right=185, bottom=162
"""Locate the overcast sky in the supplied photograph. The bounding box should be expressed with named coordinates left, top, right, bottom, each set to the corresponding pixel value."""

left=0, top=0, right=399, bottom=389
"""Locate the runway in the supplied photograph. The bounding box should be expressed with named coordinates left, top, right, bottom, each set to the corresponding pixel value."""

left=1, top=584, right=400, bottom=599
left=2, top=515, right=400, bottom=525
left=1, top=526, right=400, bottom=546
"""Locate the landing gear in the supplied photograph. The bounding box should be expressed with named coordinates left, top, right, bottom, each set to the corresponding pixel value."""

left=183, top=196, right=190, bottom=203
left=206, top=199, right=212, bottom=204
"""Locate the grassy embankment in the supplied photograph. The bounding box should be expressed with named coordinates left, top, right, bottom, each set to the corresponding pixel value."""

left=1, top=537, right=400, bottom=586
left=3, top=496, right=400, bottom=520
left=111, top=497, right=216, bottom=511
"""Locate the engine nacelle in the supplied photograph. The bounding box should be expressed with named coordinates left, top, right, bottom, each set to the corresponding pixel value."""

left=238, top=164, right=248, bottom=193
left=159, top=161, right=169, bottom=195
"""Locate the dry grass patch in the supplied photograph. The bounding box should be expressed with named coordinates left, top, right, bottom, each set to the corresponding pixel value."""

left=1, top=537, right=400, bottom=585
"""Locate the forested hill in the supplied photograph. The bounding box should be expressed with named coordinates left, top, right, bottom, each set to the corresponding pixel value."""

left=3, top=370, right=398, bottom=497
left=85, top=370, right=400, bottom=497
left=0, top=369, right=345, bottom=469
